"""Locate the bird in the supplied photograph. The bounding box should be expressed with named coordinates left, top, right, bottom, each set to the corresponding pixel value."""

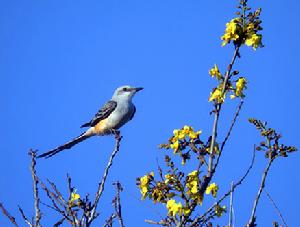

left=37, top=85, right=143, bottom=159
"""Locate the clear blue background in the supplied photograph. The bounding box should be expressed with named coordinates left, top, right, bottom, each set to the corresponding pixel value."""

left=1, top=0, right=299, bottom=226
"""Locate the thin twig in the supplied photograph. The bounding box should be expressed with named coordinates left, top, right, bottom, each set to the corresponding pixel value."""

left=29, top=150, right=42, bottom=227
left=88, top=131, right=123, bottom=223
left=189, top=146, right=256, bottom=226
left=145, top=219, right=169, bottom=226
left=39, top=180, right=73, bottom=224
left=18, top=206, right=33, bottom=227
left=0, top=202, right=18, bottom=226
left=228, top=181, right=234, bottom=227
left=54, top=217, right=66, bottom=227
left=208, top=46, right=240, bottom=174
left=113, top=181, right=125, bottom=227
left=212, top=99, right=244, bottom=186
left=265, top=190, right=288, bottom=227
left=181, top=46, right=241, bottom=227
left=247, top=157, right=275, bottom=227
left=220, top=100, right=244, bottom=153
left=103, top=214, right=117, bottom=227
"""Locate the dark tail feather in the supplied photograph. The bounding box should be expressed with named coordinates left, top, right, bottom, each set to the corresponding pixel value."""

left=37, top=132, right=90, bottom=159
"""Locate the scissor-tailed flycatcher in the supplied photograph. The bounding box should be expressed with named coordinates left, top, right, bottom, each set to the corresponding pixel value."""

left=37, top=85, right=143, bottom=159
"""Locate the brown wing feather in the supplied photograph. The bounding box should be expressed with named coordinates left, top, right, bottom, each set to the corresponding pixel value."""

left=80, top=100, right=117, bottom=128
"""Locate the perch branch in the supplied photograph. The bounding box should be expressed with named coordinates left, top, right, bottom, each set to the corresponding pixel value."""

left=88, top=131, right=122, bottom=223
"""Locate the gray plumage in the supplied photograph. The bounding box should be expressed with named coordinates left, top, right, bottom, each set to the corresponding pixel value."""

left=37, top=85, right=143, bottom=159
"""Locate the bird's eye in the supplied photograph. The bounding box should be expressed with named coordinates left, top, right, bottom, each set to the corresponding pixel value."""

left=123, top=87, right=128, bottom=92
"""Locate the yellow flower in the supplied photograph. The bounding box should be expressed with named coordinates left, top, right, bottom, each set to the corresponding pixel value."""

left=183, top=125, right=192, bottom=134
left=209, top=87, right=225, bottom=103
left=183, top=207, right=191, bottom=216
left=139, top=172, right=154, bottom=198
left=231, top=77, right=247, bottom=99
left=164, top=174, right=174, bottom=184
left=189, top=130, right=201, bottom=140
left=236, top=77, right=247, bottom=96
left=206, top=143, right=220, bottom=154
left=166, top=199, right=183, bottom=217
left=215, top=204, right=226, bottom=217
left=245, top=33, right=262, bottom=50
left=221, top=18, right=242, bottom=46
left=69, top=191, right=81, bottom=207
left=186, top=170, right=202, bottom=204
left=173, top=129, right=186, bottom=140
left=209, top=64, right=222, bottom=80
left=170, top=140, right=180, bottom=153
left=206, top=183, right=219, bottom=198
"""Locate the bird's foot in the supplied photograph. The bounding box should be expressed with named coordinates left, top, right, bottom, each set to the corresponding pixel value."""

left=110, top=129, right=121, bottom=139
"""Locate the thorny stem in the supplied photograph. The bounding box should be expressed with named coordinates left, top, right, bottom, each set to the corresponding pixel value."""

left=247, top=157, right=275, bottom=227
left=88, top=131, right=122, bottom=224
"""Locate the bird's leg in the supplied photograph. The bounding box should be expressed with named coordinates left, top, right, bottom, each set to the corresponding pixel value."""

left=110, top=129, right=121, bottom=139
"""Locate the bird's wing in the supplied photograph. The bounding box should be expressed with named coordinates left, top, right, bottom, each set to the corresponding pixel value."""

left=129, top=105, right=136, bottom=121
left=80, top=100, right=117, bottom=128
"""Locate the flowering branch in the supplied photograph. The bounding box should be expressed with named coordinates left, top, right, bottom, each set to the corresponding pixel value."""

left=189, top=146, right=256, bottom=226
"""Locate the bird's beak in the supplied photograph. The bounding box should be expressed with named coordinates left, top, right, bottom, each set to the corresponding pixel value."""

left=133, top=87, right=143, bottom=92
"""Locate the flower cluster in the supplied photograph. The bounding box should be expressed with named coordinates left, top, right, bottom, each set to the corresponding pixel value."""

left=138, top=172, right=154, bottom=199
left=209, top=86, right=226, bottom=104
left=221, top=18, right=242, bottom=46
left=160, top=125, right=205, bottom=165
left=186, top=170, right=203, bottom=204
left=221, top=5, right=263, bottom=50
left=166, top=199, right=183, bottom=216
left=209, top=64, right=223, bottom=80
left=205, top=183, right=219, bottom=198
left=230, top=77, right=247, bottom=99
left=69, top=190, right=81, bottom=207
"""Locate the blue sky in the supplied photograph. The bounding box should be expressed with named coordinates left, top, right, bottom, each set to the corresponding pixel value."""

left=0, top=0, right=299, bottom=226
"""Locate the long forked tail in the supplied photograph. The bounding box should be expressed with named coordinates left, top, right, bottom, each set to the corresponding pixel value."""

left=37, top=132, right=90, bottom=159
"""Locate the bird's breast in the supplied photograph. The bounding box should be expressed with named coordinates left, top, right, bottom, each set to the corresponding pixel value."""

left=91, top=103, right=134, bottom=135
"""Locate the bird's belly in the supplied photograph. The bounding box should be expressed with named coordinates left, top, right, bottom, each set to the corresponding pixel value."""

left=91, top=111, right=130, bottom=135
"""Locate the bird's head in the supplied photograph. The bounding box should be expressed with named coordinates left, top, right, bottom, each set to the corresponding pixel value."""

left=112, top=85, right=143, bottom=101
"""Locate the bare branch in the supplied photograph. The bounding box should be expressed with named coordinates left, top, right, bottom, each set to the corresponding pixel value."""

left=54, top=217, right=66, bottom=227
left=88, top=131, right=123, bottom=223
left=145, top=219, right=169, bottom=226
left=247, top=157, right=275, bottom=227
left=221, top=100, right=244, bottom=153
left=0, top=202, right=18, bottom=226
left=228, top=181, right=234, bottom=227
left=28, top=150, right=42, bottom=227
left=18, top=206, right=32, bottom=227
left=265, top=190, right=288, bottom=227
left=113, top=181, right=125, bottom=227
